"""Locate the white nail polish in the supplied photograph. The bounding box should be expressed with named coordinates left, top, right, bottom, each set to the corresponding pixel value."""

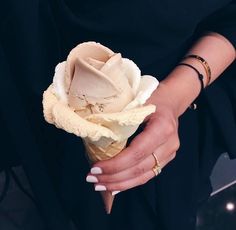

left=112, top=191, right=120, bottom=196
left=91, top=167, right=102, bottom=174
left=86, top=175, right=98, bottom=183
left=95, top=185, right=107, bottom=191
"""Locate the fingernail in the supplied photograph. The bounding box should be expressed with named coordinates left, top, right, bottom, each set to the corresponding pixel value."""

left=86, top=175, right=98, bottom=183
left=112, top=191, right=120, bottom=196
left=91, top=167, right=102, bottom=174
left=95, top=185, right=107, bottom=191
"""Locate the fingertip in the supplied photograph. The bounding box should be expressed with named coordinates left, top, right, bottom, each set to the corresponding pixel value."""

left=90, top=166, right=103, bottom=175
left=86, top=175, right=98, bottom=183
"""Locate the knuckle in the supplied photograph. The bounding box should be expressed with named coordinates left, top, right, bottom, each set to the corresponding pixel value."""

left=170, top=152, right=177, bottom=160
left=107, top=161, right=120, bottom=174
left=133, top=165, right=145, bottom=177
left=112, top=183, right=126, bottom=191
left=172, top=138, right=180, bottom=152
left=163, top=122, right=175, bottom=137
left=133, top=149, right=145, bottom=162
left=98, top=175, right=113, bottom=183
left=175, top=138, right=180, bottom=150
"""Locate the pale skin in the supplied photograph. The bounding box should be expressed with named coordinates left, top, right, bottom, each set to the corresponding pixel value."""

left=86, top=32, right=236, bottom=194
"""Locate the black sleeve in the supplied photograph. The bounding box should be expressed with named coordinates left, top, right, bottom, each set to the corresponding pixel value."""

left=199, top=0, right=236, bottom=48
left=194, top=1, right=236, bottom=160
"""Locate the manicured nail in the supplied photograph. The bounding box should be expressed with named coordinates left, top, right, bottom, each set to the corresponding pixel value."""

left=95, top=185, right=107, bottom=191
left=86, top=175, right=98, bottom=183
left=112, top=191, right=120, bottom=196
left=91, top=167, right=102, bottom=174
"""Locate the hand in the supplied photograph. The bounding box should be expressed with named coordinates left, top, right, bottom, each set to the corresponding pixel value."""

left=87, top=31, right=236, bottom=193
left=86, top=82, right=180, bottom=193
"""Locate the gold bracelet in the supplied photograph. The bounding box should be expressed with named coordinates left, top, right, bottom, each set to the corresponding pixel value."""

left=184, top=54, right=211, bottom=86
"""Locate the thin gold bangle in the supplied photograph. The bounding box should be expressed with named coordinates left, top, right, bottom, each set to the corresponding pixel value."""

left=184, top=54, right=211, bottom=86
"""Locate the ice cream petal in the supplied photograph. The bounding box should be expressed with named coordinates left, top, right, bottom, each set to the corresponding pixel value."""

left=122, top=58, right=141, bottom=95
left=43, top=86, right=119, bottom=143
left=85, top=104, right=156, bottom=140
left=70, top=57, right=120, bottom=98
left=123, top=75, right=159, bottom=111
left=52, top=102, right=118, bottom=142
left=87, top=57, right=105, bottom=70
left=42, top=85, right=58, bottom=124
left=52, top=62, right=68, bottom=103
left=100, top=53, right=131, bottom=91
left=65, top=42, right=114, bottom=93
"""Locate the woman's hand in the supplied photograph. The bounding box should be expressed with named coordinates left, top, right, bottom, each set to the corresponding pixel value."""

left=86, top=82, right=181, bottom=193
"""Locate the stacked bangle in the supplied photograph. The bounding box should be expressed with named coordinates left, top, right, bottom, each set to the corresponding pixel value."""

left=177, top=62, right=205, bottom=110
left=177, top=63, right=204, bottom=92
left=184, top=54, right=211, bottom=86
left=176, top=55, right=211, bottom=110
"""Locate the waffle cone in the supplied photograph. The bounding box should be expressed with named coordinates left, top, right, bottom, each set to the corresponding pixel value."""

left=83, top=140, right=127, bottom=214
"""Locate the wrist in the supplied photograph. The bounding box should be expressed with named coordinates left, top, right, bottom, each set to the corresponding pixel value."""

left=160, top=64, right=205, bottom=116
left=146, top=81, right=190, bottom=118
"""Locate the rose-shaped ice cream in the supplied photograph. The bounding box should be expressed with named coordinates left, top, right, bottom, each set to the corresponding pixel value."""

left=67, top=44, right=133, bottom=116
left=57, top=41, right=157, bottom=116
left=42, top=41, right=159, bottom=213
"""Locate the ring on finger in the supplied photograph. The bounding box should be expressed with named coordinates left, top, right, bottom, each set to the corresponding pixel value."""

left=152, top=153, right=162, bottom=176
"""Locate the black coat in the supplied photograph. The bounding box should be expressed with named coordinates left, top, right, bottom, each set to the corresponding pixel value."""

left=1, top=0, right=236, bottom=229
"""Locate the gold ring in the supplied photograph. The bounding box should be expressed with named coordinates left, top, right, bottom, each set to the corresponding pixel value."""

left=152, top=153, right=162, bottom=176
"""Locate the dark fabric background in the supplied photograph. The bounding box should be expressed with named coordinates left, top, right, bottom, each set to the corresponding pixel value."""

left=0, top=0, right=235, bottom=229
